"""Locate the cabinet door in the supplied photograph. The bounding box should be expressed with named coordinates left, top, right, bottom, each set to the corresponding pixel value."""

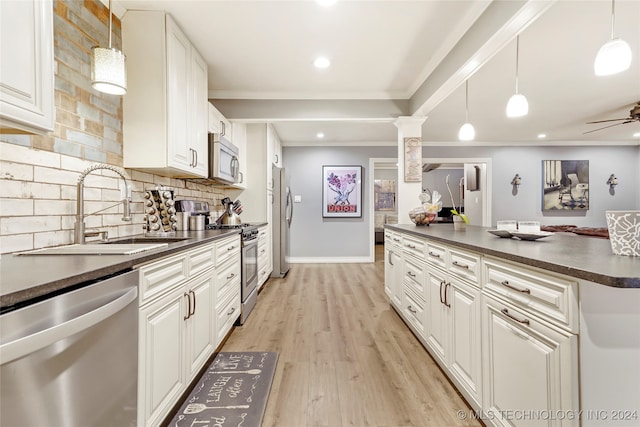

left=425, top=267, right=448, bottom=366
left=139, top=289, right=186, bottom=427
left=483, top=296, right=579, bottom=427
left=449, top=279, right=482, bottom=408
left=0, top=0, right=54, bottom=133
left=189, top=47, right=208, bottom=177
left=384, top=247, right=402, bottom=307
left=166, top=16, right=191, bottom=172
left=185, top=273, right=215, bottom=379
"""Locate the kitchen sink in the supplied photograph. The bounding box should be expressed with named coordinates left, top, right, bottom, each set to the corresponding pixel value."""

left=17, top=243, right=170, bottom=255
left=102, top=237, right=191, bottom=245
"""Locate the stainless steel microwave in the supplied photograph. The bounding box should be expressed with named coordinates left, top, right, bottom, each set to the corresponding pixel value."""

left=209, top=134, right=241, bottom=184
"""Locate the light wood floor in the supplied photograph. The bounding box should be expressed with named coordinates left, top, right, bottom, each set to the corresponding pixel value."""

left=221, top=245, right=482, bottom=427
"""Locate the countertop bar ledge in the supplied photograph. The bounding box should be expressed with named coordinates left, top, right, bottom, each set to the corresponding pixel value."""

left=386, top=224, right=640, bottom=289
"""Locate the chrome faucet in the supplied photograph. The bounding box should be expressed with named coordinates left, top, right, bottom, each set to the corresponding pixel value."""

left=74, top=164, right=132, bottom=244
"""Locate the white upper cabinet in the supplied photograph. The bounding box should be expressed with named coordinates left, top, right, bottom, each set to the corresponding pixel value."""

left=0, top=0, right=54, bottom=134
left=122, top=11, right=208, bottom=178
left=208, top=102, right=232, bottom=143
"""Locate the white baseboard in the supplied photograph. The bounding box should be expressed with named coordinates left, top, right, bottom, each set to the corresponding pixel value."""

left=289, top=256, right=373, bottom=264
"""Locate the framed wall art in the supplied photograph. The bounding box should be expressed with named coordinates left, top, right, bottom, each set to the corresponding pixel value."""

left=404, top=137, right=422, bottom=182
left=542, top=160, right=589, bottom=211
left=323, top=165, right=362, bottom=218
left=374, top=179, right=396, bottom=211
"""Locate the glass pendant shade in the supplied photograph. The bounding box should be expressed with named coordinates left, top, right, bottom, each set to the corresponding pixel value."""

left=91, top=47, right=127, bottom=95
left=506, top=93, right=529, bottom=117
left=594, top=38, right=632, bottom=76
left=458, top=123, right=475, bottom=141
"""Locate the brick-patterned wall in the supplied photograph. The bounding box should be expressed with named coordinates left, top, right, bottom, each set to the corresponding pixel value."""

left=0, top=0, right=227, bottom=254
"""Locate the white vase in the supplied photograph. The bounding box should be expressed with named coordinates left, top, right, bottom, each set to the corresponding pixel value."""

left=606, top=211, right=640, bottom=256
left=453, top=216, right=466, bottom=231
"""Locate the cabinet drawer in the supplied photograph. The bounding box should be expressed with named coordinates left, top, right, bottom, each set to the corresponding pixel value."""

left=139, top=253, right=188, bottom=305
left=425, top=241, right=447, bottom=269
left=403, top=256, right=426, bottom=296
left=483, top=257, right=578, bottom=332
left=384, top=230, right=402, bottom=248
left=402, top=234, right=425, bottom=259
left=215, top=235, right=241, bottom=265
left=188, top=243, right=215, bottom=278
left=403, top=283, right=426, bottom=337
left=216, top=289, right=241, bottom=343
left=216, top=256, right=241, bottom=297
left=449, top=247, right=481, bottom=285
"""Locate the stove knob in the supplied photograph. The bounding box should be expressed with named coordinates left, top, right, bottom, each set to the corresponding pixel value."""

left=148, top=215, right=158, bottom=223
left=144, top=191, right=152, bottom=199
left=167, top=207, right=176, bottom=215
left=162, top=191, right=172, bottom=199
left=169, top=215, right=177, bottom=223
left=146, top=207, right=156, bottom=215
left=165, top=199, right=175, bottom=207
left=171, top=223, right=178, bottom=230
left=150, top=223, right=161, bottom=231
left=145, top=199, right=154, bottom=207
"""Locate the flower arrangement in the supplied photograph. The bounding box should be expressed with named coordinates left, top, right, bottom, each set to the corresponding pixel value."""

left=446, top=174, right=469, bottom=224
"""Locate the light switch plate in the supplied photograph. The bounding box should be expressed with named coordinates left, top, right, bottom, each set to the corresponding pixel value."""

left=294, top=195, right=302, bottom=203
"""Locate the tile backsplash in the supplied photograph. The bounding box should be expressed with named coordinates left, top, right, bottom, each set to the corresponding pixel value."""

left=0, top=142, right=226, bottom=254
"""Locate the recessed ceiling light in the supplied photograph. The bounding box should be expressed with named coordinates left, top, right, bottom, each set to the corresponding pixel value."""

left=313, top=57, right=330, bottom=69
left=537, top=133, right=547, bottom=139
left=316, top=132, right=325, bottom=139
left=316, top=0, right=337, bottom=6
left=633, top=132, right=640, bottom=138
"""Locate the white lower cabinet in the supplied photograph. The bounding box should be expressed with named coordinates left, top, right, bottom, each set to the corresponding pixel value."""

left=257, top=225, right=271, bottom=289
left=384, top=230, right=403, bottom=308
left=482, top=294, right=579, bottom=427
left=137, top=237, right=241, bottom=427
left=424, top=266, right=482, bottom=409
left=139, top=286, right=185, bottom=427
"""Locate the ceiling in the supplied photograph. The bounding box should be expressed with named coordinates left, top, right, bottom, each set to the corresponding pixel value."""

left=115, top=0, right=640, bottom=146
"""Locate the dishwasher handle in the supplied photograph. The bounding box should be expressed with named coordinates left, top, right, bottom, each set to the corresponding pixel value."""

left=0, top=286, right=138, bottom=365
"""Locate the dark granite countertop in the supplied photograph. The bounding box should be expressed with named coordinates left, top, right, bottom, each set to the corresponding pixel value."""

left=0, top=229, right=241, bottom=310
left=386, top=223, right=640, bottom=289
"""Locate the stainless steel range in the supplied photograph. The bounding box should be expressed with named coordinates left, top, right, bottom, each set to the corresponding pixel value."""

left=207, top=223, right=259, bottom=324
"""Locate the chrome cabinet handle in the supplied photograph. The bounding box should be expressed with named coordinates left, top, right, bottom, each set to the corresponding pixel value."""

left=407, top=271, right=416, bottom=278
left=452, top=261, right=469, bottom=270
left=388, top=250, right=394, bottom=266
left=189, top=290, right=196, bottom=316
left=220, top=121, right=226, bottom=136
left=193, top=149, right=198, bottom=168
left=183, top=292, right=191, bottom=320
left=500, top=280, right=531, bottom=294
left=439, top=280, right=446, bottom=304
left=501, top=308, right=530, bottom=325
left=227, top=273, right=235, bottom=280
left=274, top=153, right=279, bottom=164
left=227, top=246, right=235, bottom=251
left=407, top=305, right=417, bottom=314
left=227, top=307, right=236, bottom=316
left=393, top=238, right=401, bottom=242
left=406, top=244, right=416, bottom=249
left=428, top=251, right=440, bottom=258
left=444, top=282, right=451, bottom=307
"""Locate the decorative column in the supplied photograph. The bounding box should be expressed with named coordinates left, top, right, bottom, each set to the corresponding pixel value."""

left=394, top=116, right=427, bottom=224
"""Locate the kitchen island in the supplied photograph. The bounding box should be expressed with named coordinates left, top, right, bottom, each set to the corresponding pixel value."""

left=384, top=223, right=639, bottom=427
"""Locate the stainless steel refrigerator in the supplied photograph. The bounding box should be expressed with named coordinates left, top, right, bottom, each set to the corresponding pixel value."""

left=271, top=166, right=292, bottom=277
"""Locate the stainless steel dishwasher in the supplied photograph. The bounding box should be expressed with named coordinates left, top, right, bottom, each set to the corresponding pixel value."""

left=0, top=269, right=139, bottom=427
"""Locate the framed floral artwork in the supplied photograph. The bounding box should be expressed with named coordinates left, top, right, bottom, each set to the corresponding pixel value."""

left=322, top=165, right=362, bottom=217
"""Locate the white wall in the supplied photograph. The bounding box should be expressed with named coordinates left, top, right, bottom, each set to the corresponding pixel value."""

left=283, top=145, right=396, bottom=262
left=423, top=144, right=639, bottom=227
left=282, top=143, right=638, bottom=260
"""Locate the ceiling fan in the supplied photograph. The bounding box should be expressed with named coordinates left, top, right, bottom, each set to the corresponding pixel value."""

left=584, top=102, right=640, bottom=134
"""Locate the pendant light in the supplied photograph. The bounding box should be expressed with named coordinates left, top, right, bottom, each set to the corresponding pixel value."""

left=506, top=36, right=529, bottom=118
left=91, top=0, right=127, bottom=95
left=594, top=0, right=632, bottom=76
left=458, top=80, right=475, bottom=141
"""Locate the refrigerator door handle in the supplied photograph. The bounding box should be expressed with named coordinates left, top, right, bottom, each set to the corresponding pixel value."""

left=285, top=187, right=293, bottom=226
